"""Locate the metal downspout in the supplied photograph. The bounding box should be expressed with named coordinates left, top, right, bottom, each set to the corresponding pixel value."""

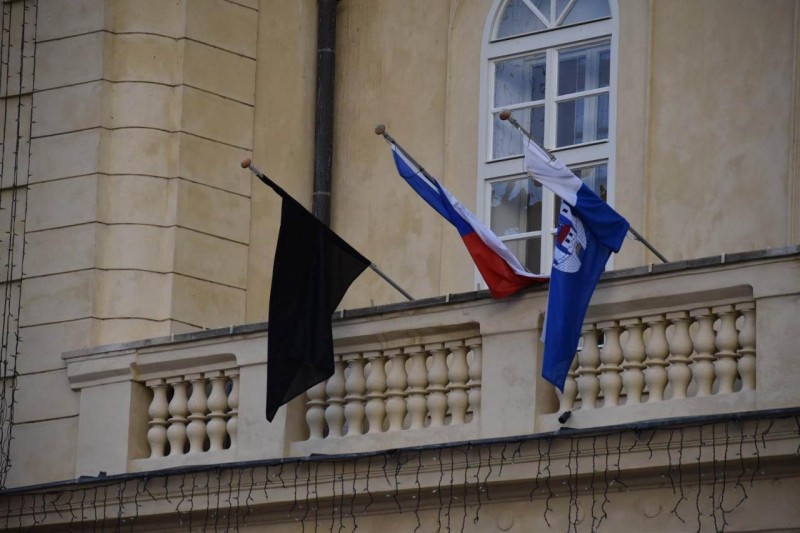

left=312, top=0, right=337, bottom=224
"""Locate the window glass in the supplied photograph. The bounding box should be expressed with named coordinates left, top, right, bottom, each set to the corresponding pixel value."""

left=556, top=41, right=610, bottom=147
left=575, top=162, right=608, bottom=199
left=504, top=237, right=542, bottom=273
left=492, top=107, right=545, bottom=159
left=490, top=177, right=544, bottom=236
left=494, top=54, right=546, bottom=107
left=553, top=163, right=608, bottom=225
left=493, top=53, right=547, bottom=158
left=556, top=93, right=609, bottom=146
left=558, top=42, right=610, bottom=95
left=562, top=0, right=611, bottom=26
left=496, top=0, right=546, bottom=38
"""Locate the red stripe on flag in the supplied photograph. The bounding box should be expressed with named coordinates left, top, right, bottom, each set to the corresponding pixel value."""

left=462, top=232, right=547, bottom=298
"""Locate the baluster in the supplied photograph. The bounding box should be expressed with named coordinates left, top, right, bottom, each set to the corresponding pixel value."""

left=690, top=308, right=717, bottom=396
left=306, top=381, right=328, bottom=440
left=620, top=318, right=646, bottom=404
left=167, top=377, right=189, bottom=456
left=384, top=349, right=408, bottom=432
left=206, top=371, right=229, bottom=452
left=405, top=346, right=429, bottom=430
left=186, top=374, right=208, bottom=454
left=667, top=311, right=694, bottom=399
left=644, top=314, right=670, bottom=402
left=466, top=337, right=482, bottom=420
left=426, top=343, right=450, bottom=427
left=447, top=341, right=470, bottom=425
left=560, top=357, right=579, bottom=412
left=146, top=379, right=169, bottom=458
left=364, top=351, right=387, bottom=434
left=343, top=354, right=367, bottom=436
left=714, top=305, right=740, bottom=394
left=226, top=370, right=239, bottom=448
left=598, top=321, right=623, bottom=406
left=736, top=302, right=756, bottom=391
left=324, top=356, right=346, bottom=437
left=576, top=325, right=601, bottom=409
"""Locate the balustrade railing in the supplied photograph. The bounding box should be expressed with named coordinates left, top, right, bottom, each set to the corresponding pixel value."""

left=559, top=301, right=756, bottom=412
left=305, top=336, right=482, bottom=440
left=145, top=368, right=240, bottom=458
left=60, top=248, right=800, bottom=478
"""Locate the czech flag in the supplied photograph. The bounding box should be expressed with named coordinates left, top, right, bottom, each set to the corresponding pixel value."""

left=523, top=137, right=630, bottom=391
left=391, top=145, right=548, bottom=298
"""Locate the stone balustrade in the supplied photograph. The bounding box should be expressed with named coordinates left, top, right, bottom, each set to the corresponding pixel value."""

left=145, top=368, right=239, bottom=458
left=304, top=336, right=482, bottom=441
left=559, top=301, right=756, bottom=412
left=59, top=247, right=800, bottom=477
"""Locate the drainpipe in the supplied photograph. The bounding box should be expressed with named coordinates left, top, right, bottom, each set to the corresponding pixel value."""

left=312, top=0, right=338, bottom=225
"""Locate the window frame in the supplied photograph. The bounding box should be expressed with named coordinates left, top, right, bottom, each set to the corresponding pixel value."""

left=477, top=0, right=619, bottom=286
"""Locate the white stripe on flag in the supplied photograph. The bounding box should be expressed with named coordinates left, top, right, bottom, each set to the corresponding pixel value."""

left=522, top=138, right=582, bottom=206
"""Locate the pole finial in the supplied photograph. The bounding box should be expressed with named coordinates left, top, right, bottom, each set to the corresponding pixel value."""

left=498, top=109, right=511, bottom=121
left=374, top=124, right=386, bottom=135
left=240, top=158, right=252, bottom=169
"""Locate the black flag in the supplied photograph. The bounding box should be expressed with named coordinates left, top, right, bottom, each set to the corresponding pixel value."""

left=265, top=188, right=370, bottom=422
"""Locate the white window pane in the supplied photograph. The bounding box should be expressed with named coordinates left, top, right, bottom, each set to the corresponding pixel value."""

left=490, top=176, right=543, bottom=236
left=492, top=107, right=544, bottom=159
left=496, top=0, right=546, bottom=39
left=494, top=54, right=546, bottom=107
left=531, top=0, right=551, bottom=23
left=504, top=237, right=542, bottom=273
left=558, top=42, right=610, bottom=96
left=574, top=162, right=608, bottom=199
left=561, top=0, right=610, bottom=26
left=556, top=92, right=609, bottom=147
left=553, top=163, right=608, bottom=226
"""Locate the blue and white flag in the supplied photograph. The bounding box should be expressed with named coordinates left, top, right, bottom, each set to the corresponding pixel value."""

left=523, top=138, right=630, bottom=391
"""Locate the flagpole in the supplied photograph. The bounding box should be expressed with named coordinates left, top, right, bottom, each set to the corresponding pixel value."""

left=367, top=263, right=414, bottom=301
left=498, top=110, right=670, bottom=264
left=240, top=158, right=415, bottom=301
left=373, top=124, right=438, bottom=188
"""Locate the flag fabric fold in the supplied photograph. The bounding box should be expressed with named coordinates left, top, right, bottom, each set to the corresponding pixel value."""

left=265, top=182, right=370, bottom=422
left=523, top=138, right=630, bottom=391
left=391, top=145, right=548, bottom=298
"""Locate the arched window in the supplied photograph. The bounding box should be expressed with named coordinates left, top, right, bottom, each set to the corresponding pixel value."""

left=478, top=0, right=617, bottom=276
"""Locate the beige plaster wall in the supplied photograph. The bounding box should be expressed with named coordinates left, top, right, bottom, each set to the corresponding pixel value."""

left=245, top=0, right=317, bottom=323
left=613, top=0, right=651, bottom=268
left=333, top=0, right=452, bottom=308
left=7, top=0, right=259, bottom=487
left=645, top=0, right=799, bottom=261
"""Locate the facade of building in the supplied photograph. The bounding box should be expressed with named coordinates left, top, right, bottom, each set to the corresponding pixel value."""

left=0, top=0, right=799, bottom=530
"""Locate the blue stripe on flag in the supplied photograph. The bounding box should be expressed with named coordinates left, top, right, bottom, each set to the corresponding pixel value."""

left=392, top=148, right=473, bottom=236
